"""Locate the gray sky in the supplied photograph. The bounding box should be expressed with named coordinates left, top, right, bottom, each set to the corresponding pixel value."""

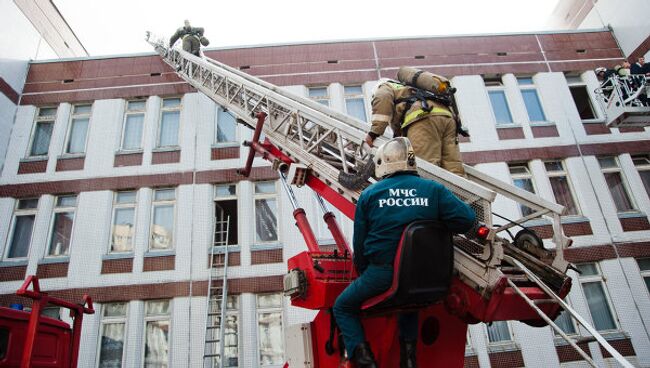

left=54, top=0, right=564, bottom=56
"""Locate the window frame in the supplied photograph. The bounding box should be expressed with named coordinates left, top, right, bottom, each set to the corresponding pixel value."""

left=484, top=321, right=514, bottom=345
left=213, top=184, right=239, bottom=248
left=343, top=85, right=368, bottom=122
left=96, top=302, right=129, bottom=368
left=638, top=258, right=650, bottom=298
left=141, top=299, right=172, bottom=368
left=253, top=181, right=280, bottom=244
left=308, top=86, right=330, bottom=107
left=517, top=77, right=548, bottom=124
left=508, top=163, right=538, bottom=218
left=544, top=160, right=581, bottom=216
left=566, top=75, right=603, bottom=123
left=4, top=198, right=39, bottom=260
left=149, top=188, right=177, bottom=251
left=45, top=194, right=77, bottom=258
left=632, top=154, right=650, bottom=198
left=27, top=106, right=57, bottom=158
left=598, top=156, right=637, bottom=213
left=120, top=99, right=147, bottom=151
left=214, top=105, right=239, bottom=146
left=109, top=190, right=138, bottom=254
left=156, top=97, right=183, bottom=149
left=256, top=293, right=285, bottom=367
left=576, top=262, right=619, bottom=332
left=63, top=103, right=92, bottom=155
left=486, top=88, right=515, bottom=126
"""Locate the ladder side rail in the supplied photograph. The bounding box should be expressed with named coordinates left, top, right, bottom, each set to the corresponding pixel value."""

left=505, top=255, right=635, bottom=368
left=505, top=278, right=597, bottom=367
left=218, top=217, right=230, bottom=368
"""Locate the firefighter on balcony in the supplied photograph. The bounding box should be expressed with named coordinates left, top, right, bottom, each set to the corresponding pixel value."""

left=333, top=137, right=476, bottom=368
left=169, top=19, right=209, bottom=56
left=364, top=67, right=468, bottom=177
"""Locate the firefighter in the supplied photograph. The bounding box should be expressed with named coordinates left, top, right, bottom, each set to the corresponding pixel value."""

left=169, top=20, right=209, bottom=56
left=364, top=67, right=465, bottom=176
left=333, top=137, right=476, bottom=368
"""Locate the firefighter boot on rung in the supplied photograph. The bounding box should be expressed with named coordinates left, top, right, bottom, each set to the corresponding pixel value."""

left=400, top=339, right=417, bottom=368
left=352, top=342, right=377, bottom=368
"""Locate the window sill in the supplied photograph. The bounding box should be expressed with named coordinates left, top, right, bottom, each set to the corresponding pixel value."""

left=0, top=259, right=28, bottom=267
left=251, top=243, right=283, bottom=250
left=617, top=211, right=646, bottom=219
left=486, top=341, right=520, bottom=353
left=58, top=153, right=85, bottom=160
left=561, top=215, right=590, bottom=224
left=210, top=245, right=241, bottom=254
left=211, top=142, right=240, bottom=149
left=529, top=121, right=556, bottom=127
left=20, top=156, right=48, bottom=163
left=39, top=256, right=70, bottom=264
left=102, top=252, right=134, bottom=260
left=152, top=146, right=181, bottom=153
left=582, top=119, right=606, bottom=124
left=144, top=250, right=175, bottom=258
left=115, top=149, right=143, bottom=155
left=495, top=124, right=522, bottom=129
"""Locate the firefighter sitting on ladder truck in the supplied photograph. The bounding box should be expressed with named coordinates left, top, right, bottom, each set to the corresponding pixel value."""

left=333, top=137, right=476, bottom=368
left=364, top=67, right=469, bottom=177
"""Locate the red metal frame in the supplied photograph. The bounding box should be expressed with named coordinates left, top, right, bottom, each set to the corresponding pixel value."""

left=239, top=113, right=571, bottom=367
left=15, top=275, right=94, bottom=368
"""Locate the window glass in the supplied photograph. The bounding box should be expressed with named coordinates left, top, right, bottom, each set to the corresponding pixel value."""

left=144, top=300, right=170, bottom=368
left=216, top=106, right=237, bottom=143
left=554, top=309, right=576, bottom=335
left=122, top=114, right=144, bottom=150
left=162, top=98, right=181, bottom=108
left=207, top=296, right=240, bottom=367
left=257, top=293, right=283, bottom=365
left=632, top=155, right=650, bottom=197
left=39, top=107, right=57, bottom=117
left=18, top=199, right=39, bottom=209
left=215, top=185, right=236, bottom=197
left=154, top=189, right=176, bottom=201
left=158, top=111, right=180, bottom=147
left=521, top=89, right=546, bottom=122
left=576, top=263, right=598, bottom=276
left=488, top=91, right=513, bottom=125
left=309, top=87, right=329, bottom=106
left=151, top=189, right=175, bottom=250
left=517, top=77, right=534, bottom=85
left=255, top=182, right=276, bottom=194
left=66, top=118, right=89, bottom=154
left=112, top=208, right=135, bottom=252
left=116, top=191, right=137, bottom=204
left=74, top=104, right=92, bottom=114
left=48, top=211, right=74, bottom=256
left=7, top=216, right=35, bottom=258
left=344, top=85, right=367, bottom=121
left=127, top=100, right=146, bottom=111
left=98, top=302, right=127, bottom=368
left=638, top=258, right=650, bottom=271
left=598, top=157, right=618, bottom=169
left=582, top=282, right=616, bottom=331
left=509, top=164, right=536, bottom=217
left=545, top=161, right=579, bottom=216
left=31, top=121, right=54, bottom=156
left=486, top=321, right=511, bottom=343
left=603, top=172, right=634, bottom=212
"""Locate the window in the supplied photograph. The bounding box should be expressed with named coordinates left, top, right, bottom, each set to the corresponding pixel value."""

left=598, top=157, right=635, bottom=212
left=488, top=90, right=513, bottom=125
left=110, top=191, right=137, bottom=253
left=121, top=100, right=146, bottom=150
left=150, top=188, right=176, bottom=250
left=553, top=308, right=577, bottom=335
left=254, top=182, right=278, bottom=243
left=214, top=185, right=238, bottom=246
left=632, top=155, right=650, bottom=197
left=257, top=293, right=283, bottom=365
left=344, top=86, right=367, bottom=121
left=308, top=87, right=329, bottom=107
left=216, top=106, right=237, bottom=144
left=207, top=295, right=240, bottom=367
left=486, top=321, right=512, bottom=343
left=509, top=163, right=536, bottom=217
left=545, top=161, right=579, bottom=216
left=143, top=300, right=171, bottom=368
left=638, top=258, right=650, bottom=295
left=158, top=98, right=181, bottom=148
left=65, top=104, right=91, bottom=154
left=97, top=302, right=127, bottom=368
left=47, top=195, right=77, bottom=257
left=5, top=199, right=38, bottom=259
left=29, top=107, right=57, bottom=157
left=517, top=77, right=546, bottom=122
left=570, top=86, right=597, bottom=120
left=576, top=263, right=617, bottom=331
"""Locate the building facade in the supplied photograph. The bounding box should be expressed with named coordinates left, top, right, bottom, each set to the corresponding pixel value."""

left=1, top=29, right=650, bottom=367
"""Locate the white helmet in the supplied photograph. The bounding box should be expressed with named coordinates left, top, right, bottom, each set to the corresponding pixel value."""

left=373, top=137, right=417, bottom=178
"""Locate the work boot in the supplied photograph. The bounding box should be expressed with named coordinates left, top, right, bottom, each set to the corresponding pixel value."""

left=400, top=340, right=417, bottom=368
left=352, top=342, right=377, bottom=368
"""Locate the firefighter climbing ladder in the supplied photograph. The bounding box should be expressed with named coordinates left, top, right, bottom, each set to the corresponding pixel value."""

left=146, top=34, right=634, bottom=367
left=203, top=215, right=230, bottom=368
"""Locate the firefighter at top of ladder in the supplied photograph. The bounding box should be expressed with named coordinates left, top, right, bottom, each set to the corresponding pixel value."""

left=169, top=20, right=209, bottom=57
left=365, top=67, right=467, bottom=177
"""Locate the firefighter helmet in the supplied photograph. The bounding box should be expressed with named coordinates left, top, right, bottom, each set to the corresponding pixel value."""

left=373, top=137, right=417, bottom=178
